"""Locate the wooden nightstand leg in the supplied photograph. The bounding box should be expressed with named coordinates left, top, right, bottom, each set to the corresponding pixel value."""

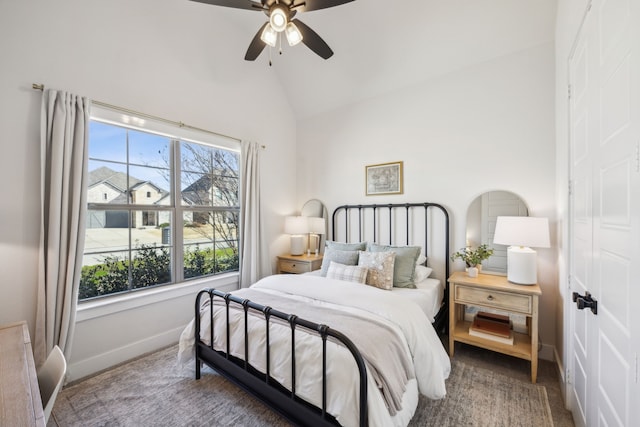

left=448, top=290, right=456, bottom=357
left=531, top=296, right=539, bottom=383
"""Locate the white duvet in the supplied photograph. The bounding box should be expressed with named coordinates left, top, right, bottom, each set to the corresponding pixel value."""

left=178, top=274, right=451, bottom=427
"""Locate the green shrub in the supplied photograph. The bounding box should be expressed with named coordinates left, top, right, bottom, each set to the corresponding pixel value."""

left=80, top=244, right=239, bottom=300
left=131, top=244, right=171, bottom=288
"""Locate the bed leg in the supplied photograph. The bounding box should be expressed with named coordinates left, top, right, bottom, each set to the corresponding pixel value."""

left=196, top=356, right=201, bottom=379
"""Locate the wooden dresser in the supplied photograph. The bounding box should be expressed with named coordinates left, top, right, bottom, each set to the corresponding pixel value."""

left=0, top=321, right=45, bottom=426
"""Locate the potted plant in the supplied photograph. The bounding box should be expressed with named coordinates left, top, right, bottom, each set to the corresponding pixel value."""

left=450, top=244, right=494, bottom=277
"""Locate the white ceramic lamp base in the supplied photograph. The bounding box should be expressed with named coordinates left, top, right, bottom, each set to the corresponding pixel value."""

left=507, top=246, right=538, bottom=285
left=290, top=235, right=305, bottom=256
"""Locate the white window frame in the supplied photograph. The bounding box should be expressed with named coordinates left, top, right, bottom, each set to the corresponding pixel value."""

left=82, top=105, right=241, bottom=302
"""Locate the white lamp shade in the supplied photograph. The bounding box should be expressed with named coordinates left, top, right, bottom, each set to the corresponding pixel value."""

left=493, top=216, right=550, bottom=248
left=493, top=216, right=549, bottom=285
left=284, top=216, right=308, bottom=235
left=308, top=217, right=325, bottom=234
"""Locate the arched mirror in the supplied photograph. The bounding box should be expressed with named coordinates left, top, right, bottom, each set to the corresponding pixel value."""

left=466, top=191, right=528, bottom=275
left=301, top=199, right=328, bottom=254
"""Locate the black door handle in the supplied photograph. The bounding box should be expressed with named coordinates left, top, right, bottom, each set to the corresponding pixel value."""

left=572, top=291, right=598, bottom=315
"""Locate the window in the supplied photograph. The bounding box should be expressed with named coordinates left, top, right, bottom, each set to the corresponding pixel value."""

left=80, top=109, right=240, bottom=301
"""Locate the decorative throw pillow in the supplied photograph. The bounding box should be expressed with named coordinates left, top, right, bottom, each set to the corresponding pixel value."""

left=325, top=240, right=367, bottom=251
left=319, top=248, right=360, bottom=276
left=326, top=261, right=368, bottom=284
left=357, top=251, right=396, bottom=290
left=368, top=243, right=421, bottom=288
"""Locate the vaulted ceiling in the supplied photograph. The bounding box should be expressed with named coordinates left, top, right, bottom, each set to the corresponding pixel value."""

left=189, top=0, right=557, bottom=120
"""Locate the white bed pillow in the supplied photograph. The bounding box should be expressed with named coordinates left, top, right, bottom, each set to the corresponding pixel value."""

left=326, top=261, right=368, bottom=284
left=416, top=253, right=427, bottom=266
left=414, top=265, right=433, bottom=283
left=358, top=251, right=396, bottom=290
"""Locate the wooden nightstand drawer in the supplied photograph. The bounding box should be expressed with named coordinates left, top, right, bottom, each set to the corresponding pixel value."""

left=455, top=285, right=532, bottom=314
left=279, top=259, right=311, bottom=274
left=277, top=254, right=323, bottom=274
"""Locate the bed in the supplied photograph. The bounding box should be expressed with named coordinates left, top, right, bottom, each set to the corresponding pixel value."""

left=178, top=202, right=451, bottom=427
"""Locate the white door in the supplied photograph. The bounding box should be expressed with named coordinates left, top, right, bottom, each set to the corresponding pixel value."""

left=568, top=0, right=640, bottom=426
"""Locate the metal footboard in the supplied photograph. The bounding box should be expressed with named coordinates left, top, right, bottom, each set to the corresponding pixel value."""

left=194, top=288, right=368, bottom=427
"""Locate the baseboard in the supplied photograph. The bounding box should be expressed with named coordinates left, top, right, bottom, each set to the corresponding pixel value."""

left=66, top=325, right=184, bottom=383
left=539, top=342, right=554, bottom=361
left=554, top=346, right=566, bottom=402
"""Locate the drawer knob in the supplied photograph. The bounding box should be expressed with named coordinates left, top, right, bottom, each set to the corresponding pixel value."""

left=486, top=295, right=494, bottom=301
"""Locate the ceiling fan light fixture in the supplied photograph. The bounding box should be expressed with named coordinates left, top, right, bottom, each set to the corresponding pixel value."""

left=269, top=5, right=288, bottom=32
left=285, top=22, right=303, bottom=46
left=260, top=23, right=278, bottom=47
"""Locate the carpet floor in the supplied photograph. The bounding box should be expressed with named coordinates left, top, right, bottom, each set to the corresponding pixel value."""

left=50, top=343, right=572, bottom=427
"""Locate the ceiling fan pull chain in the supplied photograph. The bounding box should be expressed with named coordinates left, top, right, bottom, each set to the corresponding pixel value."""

left=268, top=46, right=272, bottom=67
left=279, top=33, right=283, bottom=55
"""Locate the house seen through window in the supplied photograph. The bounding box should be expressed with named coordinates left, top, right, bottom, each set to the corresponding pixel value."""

left=80, top=114, right=240, bottom=301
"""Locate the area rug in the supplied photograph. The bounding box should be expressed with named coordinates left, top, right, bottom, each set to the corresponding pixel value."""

left=413, top=359, right=553, bottom=427
left=52, top=345, right=553, bottom=427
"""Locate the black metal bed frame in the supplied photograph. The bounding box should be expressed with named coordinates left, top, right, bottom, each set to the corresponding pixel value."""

left=194, top=202, right=450, bottom=427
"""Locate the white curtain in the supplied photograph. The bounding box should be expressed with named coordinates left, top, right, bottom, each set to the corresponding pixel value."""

left=239, top=141, right=267, bottom=288
left=35, top=90, right=89, bottom=366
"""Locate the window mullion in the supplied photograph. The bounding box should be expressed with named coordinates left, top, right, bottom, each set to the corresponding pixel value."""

left=126, top=129, right=133, bottom=292
left=172, top=139, right=184, bottom=283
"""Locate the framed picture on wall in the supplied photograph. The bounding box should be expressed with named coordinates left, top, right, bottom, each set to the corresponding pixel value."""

left=365, top=161, right=403, bottom=196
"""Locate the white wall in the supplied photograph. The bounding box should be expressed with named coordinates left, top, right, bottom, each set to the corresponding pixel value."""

left=296, top=42, right=559, bottom=359
left=0, top=0, right=296, bottom=380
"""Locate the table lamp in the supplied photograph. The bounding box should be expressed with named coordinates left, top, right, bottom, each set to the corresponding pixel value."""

left=307, top=217, right=325, bottom=255
left=284, top=216, right=308, bottom=256
left=493, top=216, right=550, bottom=285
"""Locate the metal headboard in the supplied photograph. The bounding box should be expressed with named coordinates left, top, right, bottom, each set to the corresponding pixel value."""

left=331, top=202, right=450, bottom=332
left=331, top=202, right=450, bottom=279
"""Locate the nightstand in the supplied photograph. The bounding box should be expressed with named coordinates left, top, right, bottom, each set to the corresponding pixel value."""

left=277, top=254, right=323, bottom=274
left=448, top=271, right=541, bottom=383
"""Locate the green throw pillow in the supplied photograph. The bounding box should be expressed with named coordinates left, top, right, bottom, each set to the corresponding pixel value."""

left=319, top=248, right=360, bottom=276
left=325, top=240, right=367, bottom=251
left=368, top=243, right=421, bottom=288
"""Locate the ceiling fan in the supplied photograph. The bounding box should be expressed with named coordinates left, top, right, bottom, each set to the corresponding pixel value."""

left=190, top=0, right=355, bottom=61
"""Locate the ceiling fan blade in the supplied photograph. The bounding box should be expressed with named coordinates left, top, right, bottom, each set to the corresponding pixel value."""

left=292, top=19, right=333, bottom=59
left=292, top=0, right=354, bottom=13
left=245, top=22, right=268, bottom=61
left=189, top=0, right=264, bottom=11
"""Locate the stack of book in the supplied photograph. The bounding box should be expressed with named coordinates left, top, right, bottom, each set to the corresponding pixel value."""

left=469, top=311, right=514, bottom=345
